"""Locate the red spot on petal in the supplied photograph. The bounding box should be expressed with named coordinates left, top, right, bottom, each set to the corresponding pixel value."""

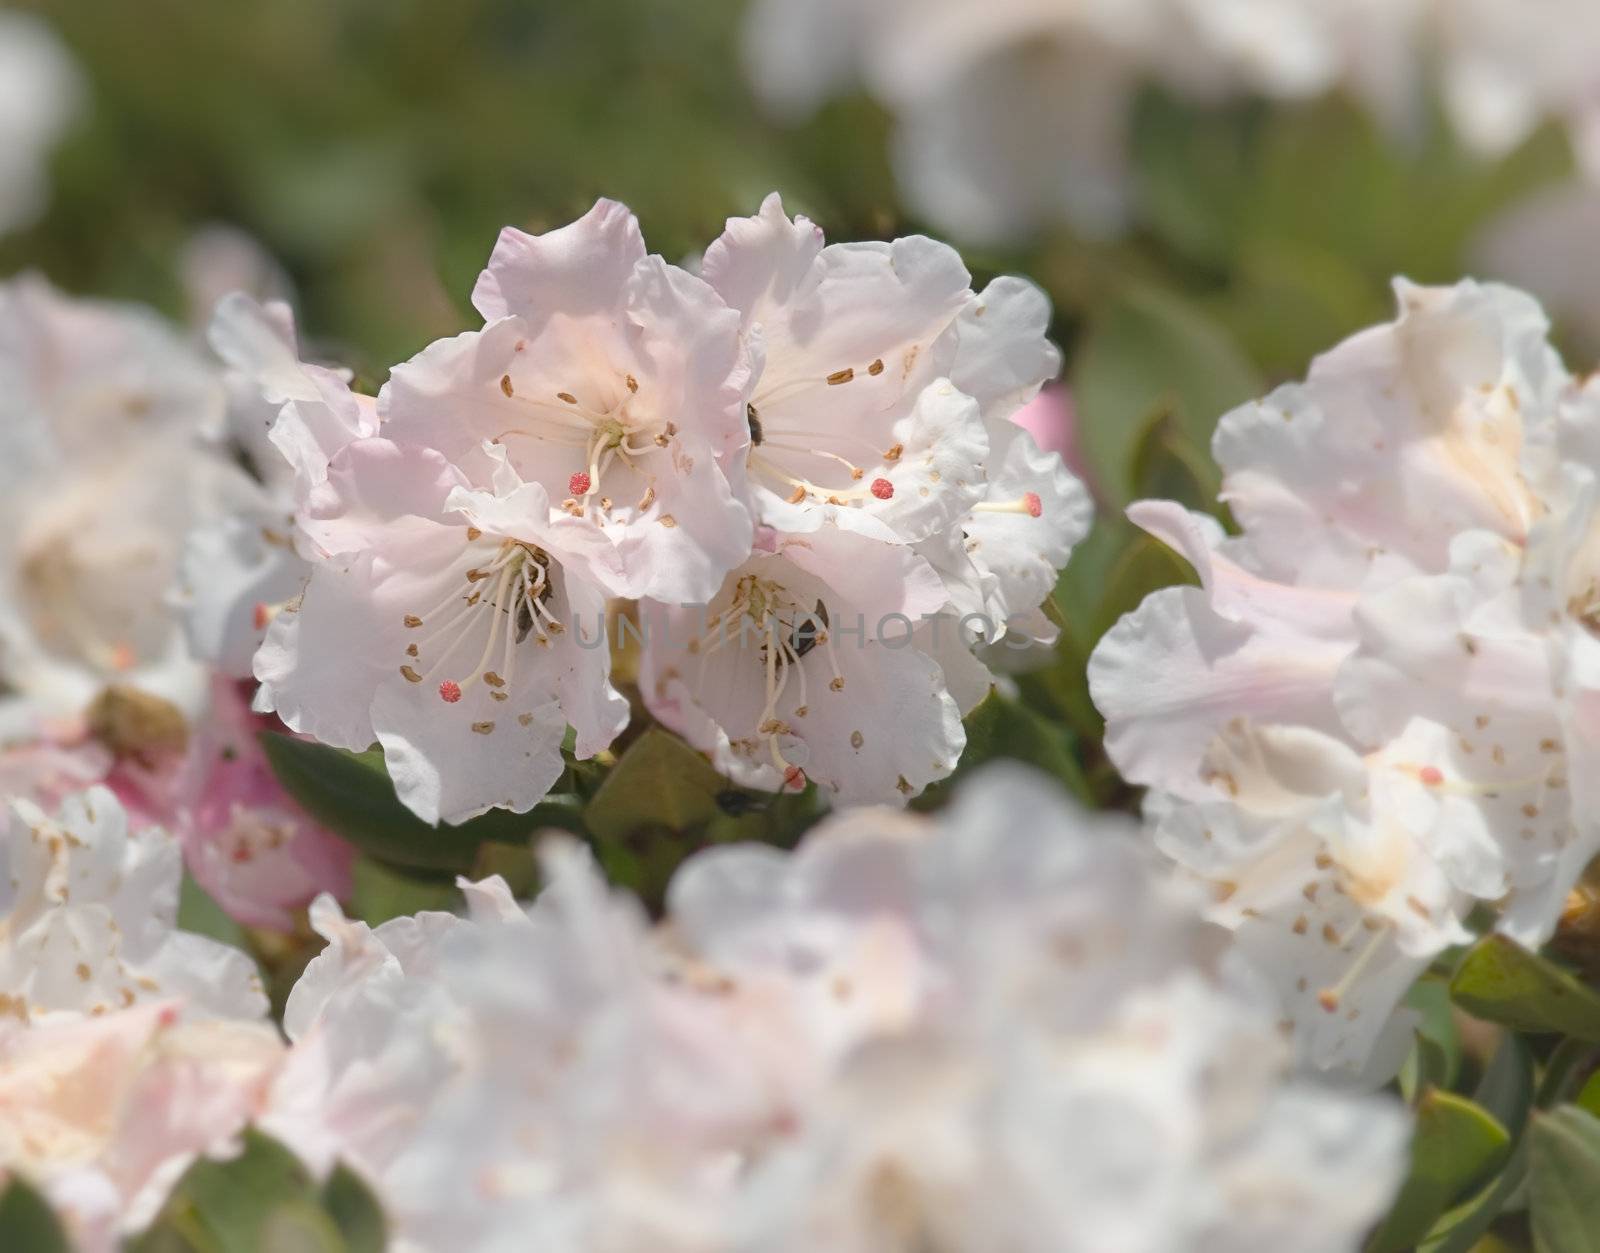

left=870, top=477, right=894, bottom=500
left=439, top=681, right=463, bottom=704
left=253, top=602, right=271, bottom=630
left=1419, top=766, right=1444, bottom=786
left=569, top=472, right=592, bottom=495
left=109, top=643, right=137, bottom=671
left=1023, top=491, right=1042, bottom=518
left=783, top=765, right=806, bottom=791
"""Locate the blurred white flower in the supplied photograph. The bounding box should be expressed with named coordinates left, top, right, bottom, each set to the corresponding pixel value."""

left=267, top=768, right=1407, bottom=1252
left=0, top=1004, right=282, bottom=1253
left=0, top=785, right=268, bottom=1023
left=743, top=0, right=1600, bottom=243
left=0, top=276, right=248, bottom=727
left=0, top=13, right=82, bottom=236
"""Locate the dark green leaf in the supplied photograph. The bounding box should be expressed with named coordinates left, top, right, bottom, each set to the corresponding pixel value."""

left=1450, top=935, right=1600, bottom=1041
left=1475, top=1034, right=1536, bottom=1136
left=1369, top=1090, right=1510, bottom=1253
left=320, top=1165, right=387, bottom=1253
left=1530, top=1105, right=1600, bottom=1253
left=1399, top=979, right=1463, bottom=1105
left=261, top=732, right=584, bottom=872
left=0, top=1177, right=72, bottom=1253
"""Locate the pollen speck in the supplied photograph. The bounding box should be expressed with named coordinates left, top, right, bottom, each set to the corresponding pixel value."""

left=1419, top=766, right=1444, bottom=786
left=499, top=374, right=514, bottom=398
left=253, top=602, right=271, bottom=630
left=870, top=478, right=894, bottom=500
left=439, top=681, right=463, bottom=703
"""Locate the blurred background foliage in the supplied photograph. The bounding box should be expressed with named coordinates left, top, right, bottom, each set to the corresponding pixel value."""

left=2, top=0, right=1584, bottom=821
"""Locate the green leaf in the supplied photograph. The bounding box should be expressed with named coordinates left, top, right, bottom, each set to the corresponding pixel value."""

left=1475, top=1034, right=1536, bottom=1136
left=1071, top=283, right=1262, bottom=508
left=1399, top=978, right=1463, bottom=1105
left=132, top=1131, right=392, bottom=1253
left=1576, top=1068, right=1600, bottom=1120
left=320, top=1165, right=387, bottom=1253
left=0, top=1178, right=72, bottom=1253
left=1370, top=1090, right=1511, bottom=1253
left=1450, top=934, right=1600, bottom=1041
left=261, top=732, right=584, bottom=872
left=1419, top=1037, right=1597, bottom=1253
left=1530, top=1106, right=1600, bottom=1253
left=583, top=728, right=727, bottom=844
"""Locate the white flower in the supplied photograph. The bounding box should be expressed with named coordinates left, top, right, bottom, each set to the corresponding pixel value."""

left=265, top=767, right=1407, bottom=1252
left=702, top=194, right=987, bottom=539
left=0, top=1004, right=282, bottom=1253
left=638, top=522, right=964, bottom=804
left=177, top=292, right=376, bottom=677
left=0, top=277, right=244, bottom=723
left=703, top=195, right=1091, bottom=685
left=742, top=0, right=1383, bottom=243
left=1091, top=278, right=1600, bottom=1077
left=381, top=200, right=755, bottom=604
left=0, top=785, right=268, bottom=1023
left=254, top=437, right=628, bottom=824
left=743, top=0, right=1600, bottom=243
left=0, top=14, right=82, bottom=235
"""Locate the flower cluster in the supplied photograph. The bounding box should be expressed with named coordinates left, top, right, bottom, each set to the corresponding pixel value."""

left=742, top=0, right=1600, bottom=243
left=260, top=767, right=1401, bottom=1252
left=247, top=196, right=1091, bottom=821
left=1091, top=278, right=1600, bottom=1078
left=0, top=786, right=277, bottom=1251
left=0, top=273, right=351, bottom=933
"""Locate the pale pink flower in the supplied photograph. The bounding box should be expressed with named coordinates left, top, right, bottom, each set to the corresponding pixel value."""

left=381, top=200, right=755, bottom=604
left=1091, top=278, right=1593, bottom=1078
left=255, top=437, right=628, bottom=825
left=639, top=523, right=963, bottom=805
left=0, top=1005, right=282, bottom=1252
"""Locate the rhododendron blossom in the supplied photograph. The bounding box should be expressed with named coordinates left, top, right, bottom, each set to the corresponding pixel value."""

left=381, top=199, right=755, bottom=604
left=255, top=438, right=627, bottom=824
left=0, top=786, right=269, bottom=1023
left=1092, top=278, right=1600, bottom=1076
left=256, top=767, right=1406, bottom=1253
left=0, top=278, right=247, bottom=725
left=742, top=0, right=1600, bottom=243
left=640, top=523, right=964, bottom=804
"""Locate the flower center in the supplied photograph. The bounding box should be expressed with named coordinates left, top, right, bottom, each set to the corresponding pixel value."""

left=492, top=372, right=670, bottom=519
left=687, top=574, right=847, bottom=790
left=745, top=360, right=906, bottom=507
left=397, top=537, right=563, bottom=713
